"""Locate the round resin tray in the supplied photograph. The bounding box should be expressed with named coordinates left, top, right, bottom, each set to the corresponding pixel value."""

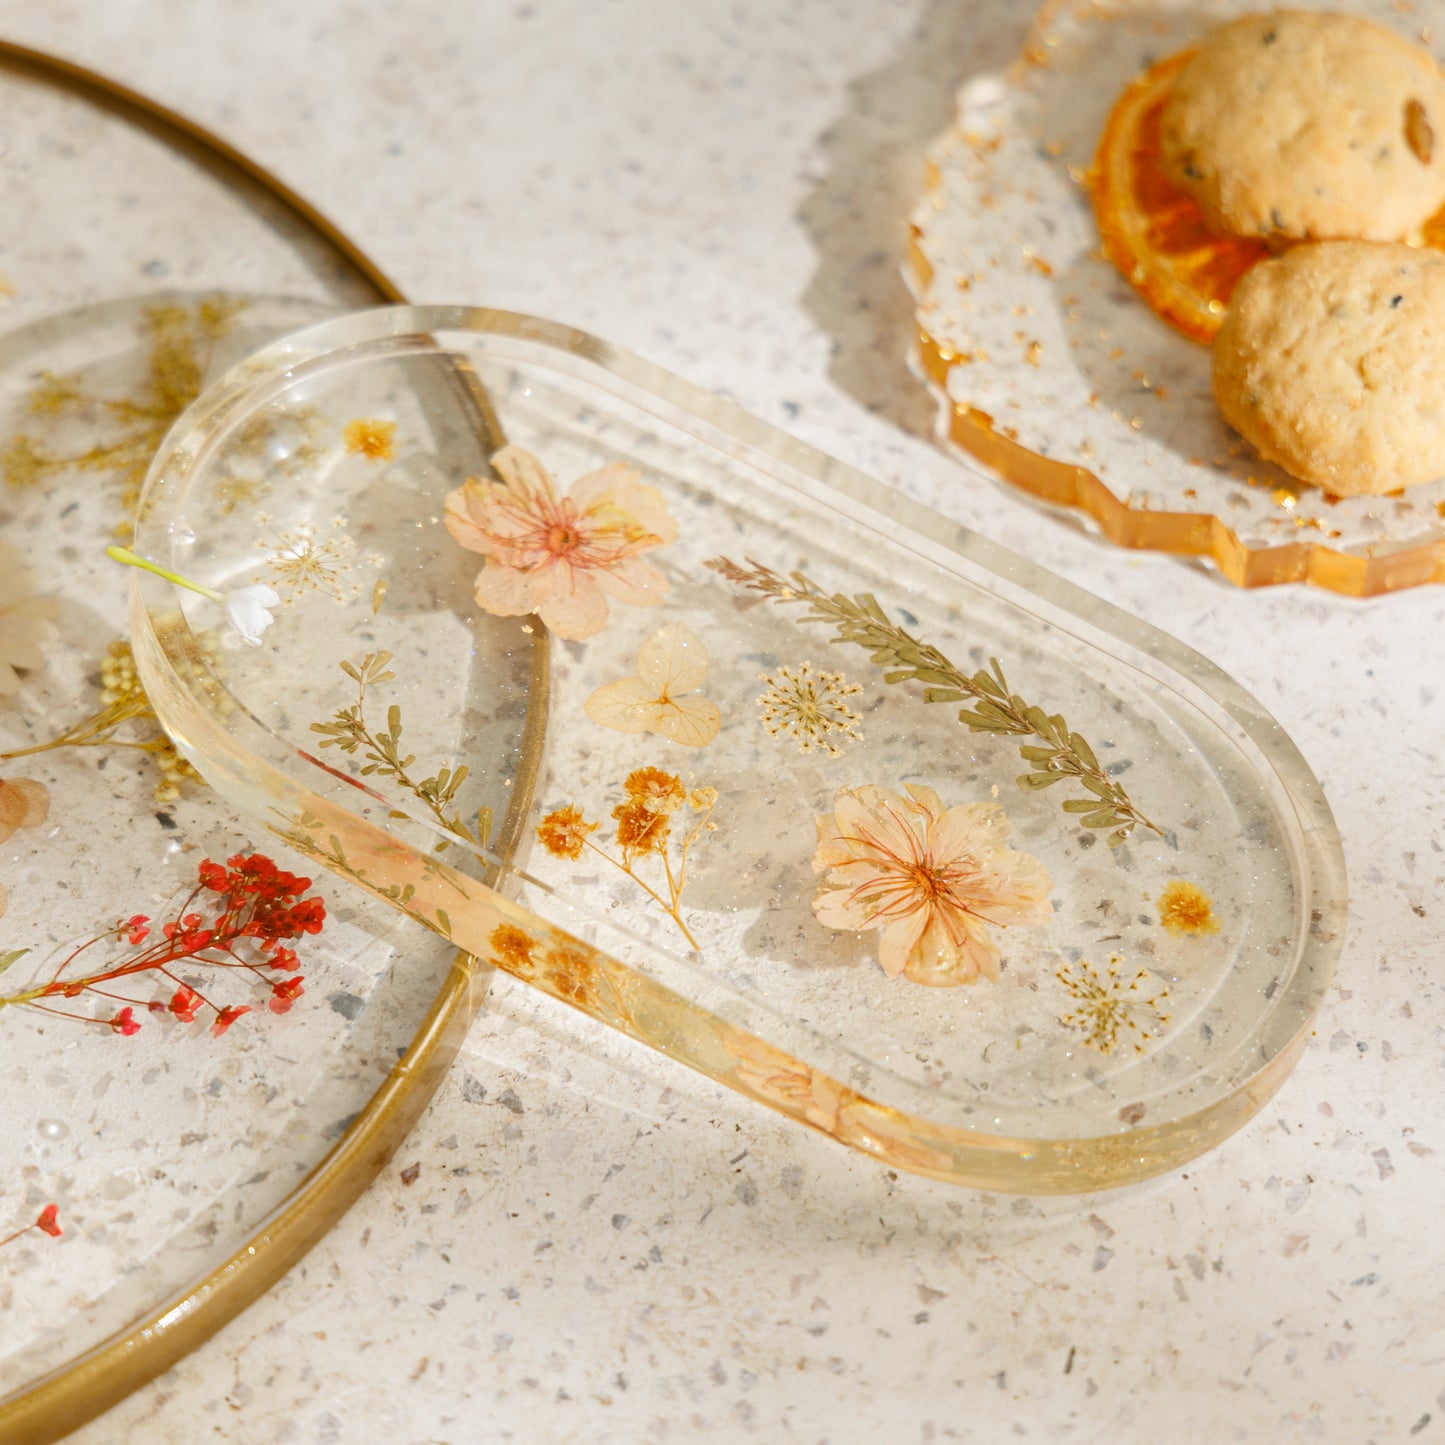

left=130, top=305, right=1345, bottom=1196
left=907, top=0, right=1445, bottom=596
left=0, top=45, right=502, bottom=1445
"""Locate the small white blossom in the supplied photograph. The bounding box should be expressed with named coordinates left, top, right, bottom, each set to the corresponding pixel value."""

left=222, top=585, right=280, bottom=646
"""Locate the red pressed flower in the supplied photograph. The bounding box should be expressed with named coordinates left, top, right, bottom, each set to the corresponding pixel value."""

left=267, top=945, right=300, bottom=972
left=210, top=1004, right=250, bottom=1038
left=268, top=976, right=305, bottom=1014
left=168, top=984, right=201, bottom=1023
left=198, top=859, right=229, bottom=892
left=124, top=915, right=150, bottom=945
left=35, top=1204, right=61, bottom=1238
left=290, top=897, right=326, bottom=934
left=109, top=1006, right=141, bottom=1036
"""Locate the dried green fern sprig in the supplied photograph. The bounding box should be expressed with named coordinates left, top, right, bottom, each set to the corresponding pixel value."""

left=310, top=651, right=492, bottom=854
left=706, top=557, right=1159, bottom=846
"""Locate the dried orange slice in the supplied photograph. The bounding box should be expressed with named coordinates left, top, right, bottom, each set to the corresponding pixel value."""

left=1091, top=50, right=1271, bottom=345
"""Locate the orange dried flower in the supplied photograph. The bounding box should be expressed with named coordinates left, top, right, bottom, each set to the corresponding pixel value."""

left=535, top=806, right=597, bottom=860
left=1157, top=880, right=1219, bottom=936
left=342, top=417, right=397, bottom=460
left=623, top=766, right=686, bottom=815
left=490, top=923, right=537, bottom=969
left=612, top=798, right=671, bottom=855
left=542, top=942, right=597, bottom=1008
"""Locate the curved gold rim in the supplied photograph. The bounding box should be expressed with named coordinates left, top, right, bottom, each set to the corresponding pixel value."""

left=0, top=40, right=542, bottom=1445
left=908, top=81, right=1445, bottom=597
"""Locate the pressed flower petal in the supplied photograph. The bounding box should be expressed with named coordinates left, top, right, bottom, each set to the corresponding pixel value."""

left=658, top=696, right=721, bottom=749
left=635, top=624, right=710, bottom=694
left=535, top=575, right=610, bottom=641
left=0, top=778, right=49, bottom=831
left=876, top=908, right=931, bottom=978
left=584, top=624, right=720, bottom=744
left=590, top=555, right=671, bottom=609
left=584, top=676, right=660, bottom=734
left=223, top=584, right=280, bottom=646
left=490, top=444, right=559, bottom=506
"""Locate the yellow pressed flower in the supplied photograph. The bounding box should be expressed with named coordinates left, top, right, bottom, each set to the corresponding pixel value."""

left=1157, top=880, right=1219, bottom=936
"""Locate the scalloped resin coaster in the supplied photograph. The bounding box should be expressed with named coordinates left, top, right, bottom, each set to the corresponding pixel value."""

left=908, top=0, right=1445, bottom=595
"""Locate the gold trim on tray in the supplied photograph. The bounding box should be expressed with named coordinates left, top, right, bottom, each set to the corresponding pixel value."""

left=909, top=298, right=1445, bottom=597
left=0, top=39, right=548, bottom=1445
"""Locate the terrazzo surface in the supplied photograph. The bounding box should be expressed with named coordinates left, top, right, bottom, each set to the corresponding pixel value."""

left=0, top=0, right=1439, bottom=1440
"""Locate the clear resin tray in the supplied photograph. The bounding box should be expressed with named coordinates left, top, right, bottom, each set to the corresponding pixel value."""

left=130, top=306, right=1346, bottom=1193
left=908, top=0, right=1445, bottom=595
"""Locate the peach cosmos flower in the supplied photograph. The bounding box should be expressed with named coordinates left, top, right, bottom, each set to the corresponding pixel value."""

left=811, top=783, right=1052, bottom=987
left=444, top=445, right=677, bottom=641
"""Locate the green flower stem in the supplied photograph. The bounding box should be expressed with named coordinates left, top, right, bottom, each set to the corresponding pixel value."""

left=105, top=545, right=223, bottom=602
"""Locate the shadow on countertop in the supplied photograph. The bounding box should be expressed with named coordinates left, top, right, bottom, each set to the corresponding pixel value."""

left=798, top=0, right=1033, bottom=438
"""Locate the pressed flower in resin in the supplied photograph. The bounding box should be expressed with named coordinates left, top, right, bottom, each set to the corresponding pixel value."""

left=0, top=1203, right=61, bottom=1251
left=812, top=782, right=1051, bottom=986
left=0, top=543, right=57, bottom=695
left=106, top=545, right=278, bottom=646
left=0, top=776, right=50, bottom=921
left=342, top=417, right=396, bottom=460
left=1057, top=955, right=1170, bottom=1055
left=445, top=445, right=676, bottom=640
left=757, top=660, right=861, bottom=756
left=1157, top=880, right=1219, bottom=936
left=585, top=624, right=720, bottom=747
left=535, top=767, right=714, bottom=948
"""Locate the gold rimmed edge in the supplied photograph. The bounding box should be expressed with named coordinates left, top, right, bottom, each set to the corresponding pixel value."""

left=0, top=39, right=549, bottom=1444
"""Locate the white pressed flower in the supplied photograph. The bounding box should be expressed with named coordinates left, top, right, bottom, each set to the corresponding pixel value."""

left=0, top=544, right=58, bottom=695
left=106, top=546, right=279, bottom=648
left=221, top=584, right=280, bottom=646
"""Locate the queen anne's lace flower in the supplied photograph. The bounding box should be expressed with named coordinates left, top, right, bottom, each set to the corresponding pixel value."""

left=0, top=544, right=57, bottom=695
left=812, top=782, right=1052, bottom=986
left=445, top=446, right=676, bottom=640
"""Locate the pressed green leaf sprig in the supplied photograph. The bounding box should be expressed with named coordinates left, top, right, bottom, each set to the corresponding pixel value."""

left=310, top=651, right=492, bottom=854
left=706, top=557, right=1159, bottom=846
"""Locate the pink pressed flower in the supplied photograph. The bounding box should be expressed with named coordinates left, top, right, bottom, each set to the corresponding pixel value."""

left=811, top=783, right=1052, bottom=987
left=444, top=445, right=677, bottom=640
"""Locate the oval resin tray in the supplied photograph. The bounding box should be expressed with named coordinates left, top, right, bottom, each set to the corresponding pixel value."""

left=908, top=0, right=1445, bottom=596
left=129, top=305, right=1346, bottom=1193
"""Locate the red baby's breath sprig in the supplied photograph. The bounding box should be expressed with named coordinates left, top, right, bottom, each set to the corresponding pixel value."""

left=0, top=852, right=327, bottom=1038
left=0, top=1203, right=61, bottom=1251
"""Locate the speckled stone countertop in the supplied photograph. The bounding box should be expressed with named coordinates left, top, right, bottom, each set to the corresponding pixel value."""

left=5, top=0, right=1442, bottom=1439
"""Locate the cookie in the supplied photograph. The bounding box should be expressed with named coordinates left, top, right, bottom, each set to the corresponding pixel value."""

left=1161, top=11, right=1445, bottom=244
left=1212, top=240, right=1445, bottom=496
